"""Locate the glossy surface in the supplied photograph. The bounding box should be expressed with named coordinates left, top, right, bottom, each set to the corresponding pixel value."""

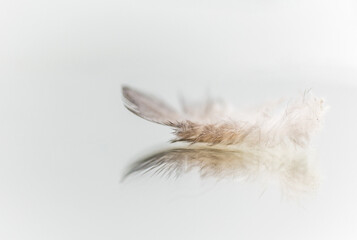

left=1, top=1, right=357, bottom=239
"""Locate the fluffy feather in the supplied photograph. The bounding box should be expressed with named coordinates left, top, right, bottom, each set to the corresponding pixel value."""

left=122, top=86, right=327, bottom=195
left=122, top=87, right=326, bottom=147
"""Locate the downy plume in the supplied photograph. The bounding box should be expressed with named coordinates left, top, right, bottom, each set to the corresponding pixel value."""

left=122, top=86, right=327, bottom=196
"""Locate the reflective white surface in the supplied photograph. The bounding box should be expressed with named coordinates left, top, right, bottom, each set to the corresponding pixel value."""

left=1, top=0, right=357, bottom=239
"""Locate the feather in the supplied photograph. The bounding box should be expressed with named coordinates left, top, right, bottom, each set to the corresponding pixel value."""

left=122, top=86, right=327, bottom=147
left=122, top=86, right=327, bottom=195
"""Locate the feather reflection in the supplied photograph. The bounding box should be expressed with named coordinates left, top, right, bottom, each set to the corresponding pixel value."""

left=123, top=145, right=319, bottom=196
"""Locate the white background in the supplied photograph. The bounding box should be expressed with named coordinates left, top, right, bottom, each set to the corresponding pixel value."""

left=1, top=0, right=357, bottom=239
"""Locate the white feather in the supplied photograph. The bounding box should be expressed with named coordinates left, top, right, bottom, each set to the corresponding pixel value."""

left=122, top=86, right=328, bottom=196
